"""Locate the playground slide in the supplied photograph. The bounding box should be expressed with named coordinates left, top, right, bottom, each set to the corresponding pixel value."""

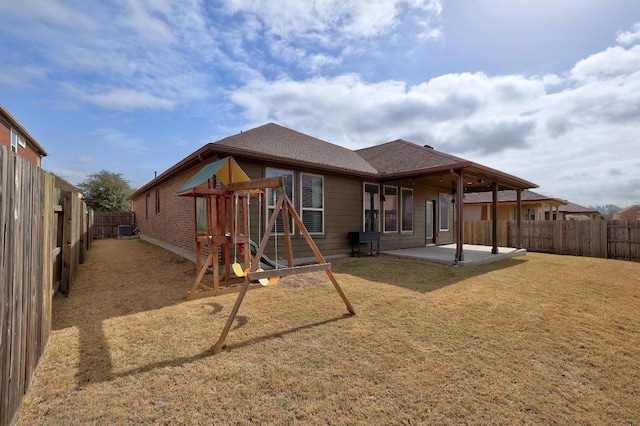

left=248, top=239, right=288, bottom=269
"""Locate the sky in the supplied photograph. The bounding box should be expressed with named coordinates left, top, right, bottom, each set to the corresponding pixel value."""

left=1, top=0, right=639, bottom=208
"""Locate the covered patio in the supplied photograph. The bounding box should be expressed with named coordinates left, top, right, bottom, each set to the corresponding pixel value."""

left=382, top=244, right=527, bottom=266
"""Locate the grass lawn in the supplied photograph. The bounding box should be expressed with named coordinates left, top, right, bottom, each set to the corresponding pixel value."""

left=16, top=239, right=640, bottom=425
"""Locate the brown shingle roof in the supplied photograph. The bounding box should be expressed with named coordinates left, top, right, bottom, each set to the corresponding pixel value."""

left=213, top=123, right=378, bottom=176
left=131, top=123, right=537, bottom=199
left=464, top=189, right=565, bottom=204
left=557, top=201, right=598, bottom=214
left=356, top=139, right=467, bottom=176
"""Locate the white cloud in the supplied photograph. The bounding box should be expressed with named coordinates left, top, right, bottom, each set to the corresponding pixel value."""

left=0, top=0, right=218, bottom=110
left=616, top=22, right=640, bottom=45
left=216, top=0, right=442, bottom=71
left=75, top=155, right=94, bottom=164
left=80, top=88, right=177, bottom=111
left=228, top=37, right=640, bottom=206
left=570, top=45, right=640, bottom=82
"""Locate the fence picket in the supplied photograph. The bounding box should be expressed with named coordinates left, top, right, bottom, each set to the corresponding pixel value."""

left=0, top=147, right=91, bottom=426
left=466, top=219, right=639, bottom=262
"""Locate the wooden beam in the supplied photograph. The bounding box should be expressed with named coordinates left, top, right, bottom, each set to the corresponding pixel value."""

left=227, top=176, right=284, bottom=192
left=247, top=263, right=331, bottom=280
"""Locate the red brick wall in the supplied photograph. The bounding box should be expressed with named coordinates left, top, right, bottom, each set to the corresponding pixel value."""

left=132, top=163, right=200, bottom=254
left=0, top=118, right=42, bottom=166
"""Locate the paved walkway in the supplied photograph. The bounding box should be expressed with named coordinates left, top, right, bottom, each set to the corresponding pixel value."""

left=382, top=244, right=526, bottom=266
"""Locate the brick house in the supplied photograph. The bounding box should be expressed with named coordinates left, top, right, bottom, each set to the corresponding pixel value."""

left=0, top=104, right=47, bottom=166
left=130, top=123, right=537, bottom=262
left=613, top=205, right=640, bottom=220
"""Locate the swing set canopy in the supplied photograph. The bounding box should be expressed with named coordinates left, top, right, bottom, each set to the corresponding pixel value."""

left=175, top=156, right=251, bottom=196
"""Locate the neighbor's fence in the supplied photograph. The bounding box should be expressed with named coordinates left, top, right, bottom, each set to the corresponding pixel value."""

left=92, top=211, right=135, bottom=239
left=0, top=146, right=91, bottom=426
left=464, top=219, right=640, bottom=261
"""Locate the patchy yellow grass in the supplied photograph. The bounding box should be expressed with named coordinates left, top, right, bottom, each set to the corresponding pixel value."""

left=16, top=239, right=640, bottom=425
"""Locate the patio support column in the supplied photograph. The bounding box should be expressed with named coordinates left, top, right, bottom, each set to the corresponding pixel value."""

left=516, top=188, right=522, bottom=249
left=455, top=169, right=464, bottom=263
left=491, top=182, right=498, bottom=254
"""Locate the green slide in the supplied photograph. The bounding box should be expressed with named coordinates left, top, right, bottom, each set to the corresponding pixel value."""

left=248, top=239, right=288, bottom=269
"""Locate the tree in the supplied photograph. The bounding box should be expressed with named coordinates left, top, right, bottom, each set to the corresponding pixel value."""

left=590, top=204, right=621, bottom=220
left=78, top=170, right=134, bottom=212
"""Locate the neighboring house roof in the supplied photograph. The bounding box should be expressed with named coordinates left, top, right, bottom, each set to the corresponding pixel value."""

left=131, top=123, right=537, bottom=199
left=556, top=201, right=599, bottom=214
left=0, top=104, right=48, bottom=157
left=464, top=189, right=566, bottom=205
left=614, top=205, right=640, bottom=219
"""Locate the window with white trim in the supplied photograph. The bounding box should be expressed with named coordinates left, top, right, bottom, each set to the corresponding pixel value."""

left=401, top=188, right=413, bottom=232
left=266, top=168, right=294, bottom=234
left=525, top=208, right=535, bottom=220
left=18, top=135, right=26, bottom=148
left=439, top=193, right=449, bottom=231
left=383, top=185, right=398, bottom=233
left=301, top=173, right=324, bottom=234
left=10, top=129, right=18, bottom=153
left=363, top=183, right=380, bottom=232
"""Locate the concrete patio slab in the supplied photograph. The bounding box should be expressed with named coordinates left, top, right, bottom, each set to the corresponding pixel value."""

left=381, top=244, right=527, bottom=266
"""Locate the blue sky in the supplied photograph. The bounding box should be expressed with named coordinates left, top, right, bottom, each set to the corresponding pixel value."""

left=1, top=0, right=639, bottom=207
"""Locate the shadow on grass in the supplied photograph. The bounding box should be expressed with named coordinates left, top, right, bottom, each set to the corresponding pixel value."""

left=83, top=314, right=354, bottom=384
left=54, top=239, right=355, bottom=388
left=332, top=254, right=529, bottom=294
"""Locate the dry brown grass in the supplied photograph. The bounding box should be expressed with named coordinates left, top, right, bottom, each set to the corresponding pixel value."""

left=16, top=239, right=640, bottom=425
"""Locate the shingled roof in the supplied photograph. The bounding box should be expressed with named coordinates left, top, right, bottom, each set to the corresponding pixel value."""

left=131, top=123, right=537, bottom=199
left=356, top=140, right=468, bottom=176
left=213, top=123, right=378, bottom=176
left=557, top=201, right=599, bottom=214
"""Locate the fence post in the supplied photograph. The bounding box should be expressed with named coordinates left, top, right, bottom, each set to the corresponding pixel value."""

left=61, top=191, right=72, bottom=295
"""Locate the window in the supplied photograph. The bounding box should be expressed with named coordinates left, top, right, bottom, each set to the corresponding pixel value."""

left=401, top=188, right=413, bottom=232
left=10, top=129, right=18, bottom=153
left=266, top=168, right=294, bottom=234
left=301, top=173, right=324, bottom=234
left=439, top=193, right=449, bottom=231
left=18, top=135, right=26, bottom=148
left=155, top=188, right=161, bottom=214
left=525, top=208, right=535, bottom=220
left=363, top=183, right=380, bottom=232
left=196, top=195, right=207, bottom=232
left=383, top=186, right=398, bottom=233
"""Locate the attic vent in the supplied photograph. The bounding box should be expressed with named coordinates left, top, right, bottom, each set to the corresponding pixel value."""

left=423, top=144, right=433, bottom=149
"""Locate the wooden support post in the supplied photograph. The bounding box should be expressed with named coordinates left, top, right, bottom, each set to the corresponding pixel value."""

left=455, top=170, right=464, bottom=263
left=491, top=182, right=498, bottom=254
left=516, top=189, right=522, bottom=249
left=281, top=198, right=294, bottom=267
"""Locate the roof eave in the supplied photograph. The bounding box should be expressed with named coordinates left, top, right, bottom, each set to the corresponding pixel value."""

left=0, top=104, right=48, bottom=157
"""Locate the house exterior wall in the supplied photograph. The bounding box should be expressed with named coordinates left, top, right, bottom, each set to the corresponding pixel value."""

left=131, top=156, right=457, bottom=261
left=0, top=115, right=42, bottom=166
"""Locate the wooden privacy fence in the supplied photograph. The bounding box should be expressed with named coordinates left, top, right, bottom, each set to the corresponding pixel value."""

left=92, top=211, right=135, bottom=239
left=0, top=147, right=91, bottom=426
left=464, top=219, right=640, bottom=261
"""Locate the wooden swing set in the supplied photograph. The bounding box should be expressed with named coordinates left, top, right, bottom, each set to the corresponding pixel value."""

left=175, top=157, right=355, bottom=353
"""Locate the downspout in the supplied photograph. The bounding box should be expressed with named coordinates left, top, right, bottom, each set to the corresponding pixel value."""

left=450, top=168, right=464, bottom=263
